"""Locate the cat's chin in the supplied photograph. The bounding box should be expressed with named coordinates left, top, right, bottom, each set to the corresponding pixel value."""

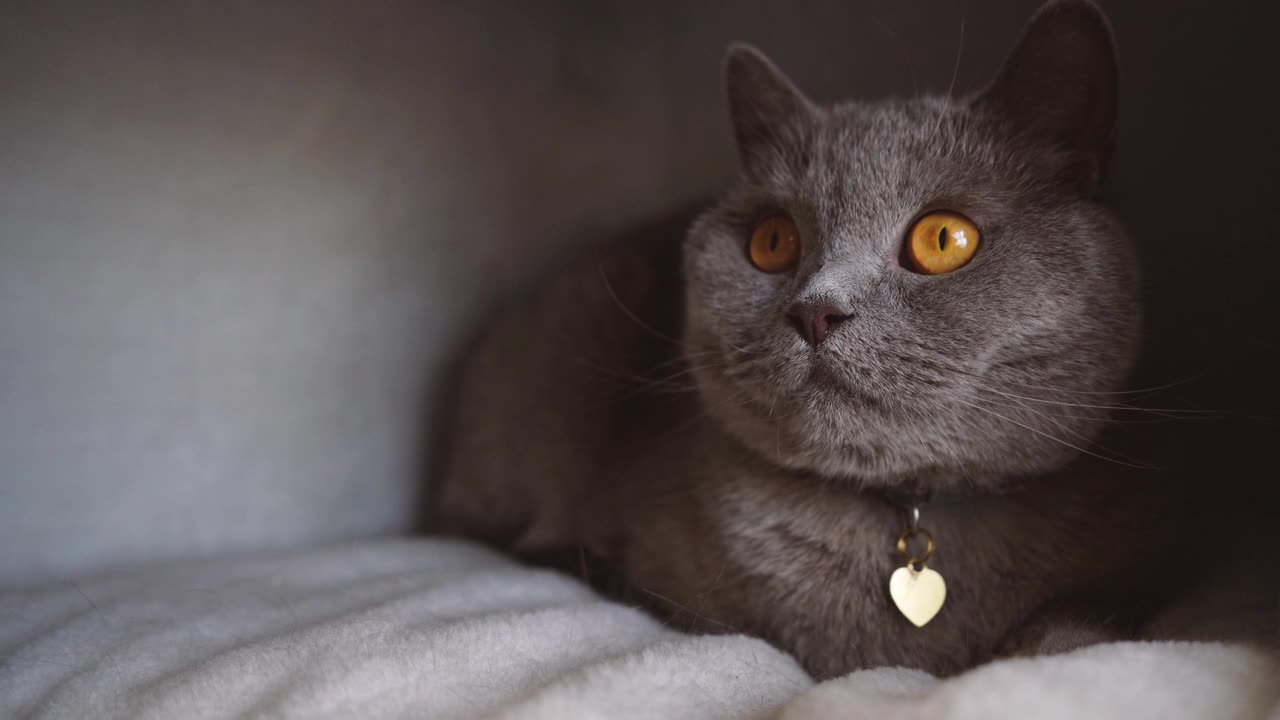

left=693, top=357, right=1085, bottom=493
left=695, top=365, right=961, bottom=490
left=803, top=358, right=885, bottom=407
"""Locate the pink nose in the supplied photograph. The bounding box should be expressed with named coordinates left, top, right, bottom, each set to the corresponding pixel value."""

left=786, top=302, right=850, bottom=347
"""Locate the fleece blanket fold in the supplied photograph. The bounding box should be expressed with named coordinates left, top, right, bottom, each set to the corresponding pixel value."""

left=1, top=538, right=1275, bottom=719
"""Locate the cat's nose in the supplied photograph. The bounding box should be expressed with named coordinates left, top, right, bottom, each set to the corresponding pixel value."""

left=786, top=302, right=850, bottom=347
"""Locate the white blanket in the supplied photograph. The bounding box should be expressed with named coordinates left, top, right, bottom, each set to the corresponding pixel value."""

left=2, top=538, right=1276, bottom=719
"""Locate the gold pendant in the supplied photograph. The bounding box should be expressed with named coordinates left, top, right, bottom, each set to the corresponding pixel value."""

left=889, top=508, right=946, bottom=627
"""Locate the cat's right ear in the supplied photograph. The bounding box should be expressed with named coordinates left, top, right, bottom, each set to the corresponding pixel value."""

left=725, top=44, right=817, bottom=176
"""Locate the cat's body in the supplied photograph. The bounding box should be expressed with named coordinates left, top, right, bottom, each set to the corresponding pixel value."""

left=435, top=214, right=1170, bottom=677
left=433, top=0, right=1184, bottom=677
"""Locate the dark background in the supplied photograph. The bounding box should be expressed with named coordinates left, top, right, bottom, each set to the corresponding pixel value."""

left=1, top=0, right=1276, bottom=584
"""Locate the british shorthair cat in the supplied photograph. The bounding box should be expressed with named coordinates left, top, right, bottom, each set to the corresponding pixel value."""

left=432, top=0, right=1181, bottom=677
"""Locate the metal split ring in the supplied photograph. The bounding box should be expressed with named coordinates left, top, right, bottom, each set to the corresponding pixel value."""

left=896, top=527, right=935, bottom=569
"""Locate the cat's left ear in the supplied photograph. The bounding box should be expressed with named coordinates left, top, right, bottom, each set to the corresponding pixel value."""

left=974, top=0, right=1118, bottom=190
left=724, top=44, right=817, bottom=176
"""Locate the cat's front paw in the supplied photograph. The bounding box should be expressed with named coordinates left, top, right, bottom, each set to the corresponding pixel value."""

left=997, top=610, right=1118, bottom=659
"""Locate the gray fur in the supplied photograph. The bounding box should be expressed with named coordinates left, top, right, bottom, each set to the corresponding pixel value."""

left=433, top=0, right=1169, bottom=678
left=687, top=88, right=1138, bottom=490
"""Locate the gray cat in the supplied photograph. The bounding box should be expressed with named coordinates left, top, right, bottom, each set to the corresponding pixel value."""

left=432, top=0, right=1177, bottom=677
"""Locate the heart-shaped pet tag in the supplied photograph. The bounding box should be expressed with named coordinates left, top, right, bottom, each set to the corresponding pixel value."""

left=889, top=565, right=946, bottom=627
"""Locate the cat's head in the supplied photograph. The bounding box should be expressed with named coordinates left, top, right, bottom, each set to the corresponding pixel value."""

left=684, top=0, right=1140, bottom=491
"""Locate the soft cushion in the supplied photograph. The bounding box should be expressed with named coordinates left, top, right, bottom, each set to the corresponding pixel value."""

left=0, top=538, right=809, bottom=719
left=2, top=538, right=1275, bottom=719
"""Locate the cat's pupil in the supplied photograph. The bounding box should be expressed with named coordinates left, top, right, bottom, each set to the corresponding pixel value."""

left=938, top=226, right=949, bottom=252
left=769, top=231, right=779, bottom=252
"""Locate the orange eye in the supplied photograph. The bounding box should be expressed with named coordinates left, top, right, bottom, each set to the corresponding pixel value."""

left=906, top=211, right=980, bottom=275
left=748, top=217, right=801, bottom=273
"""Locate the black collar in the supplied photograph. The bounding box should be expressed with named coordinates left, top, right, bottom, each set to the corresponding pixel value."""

left=875, top=479, right=934, bottom=514
left=873, top=475, right=1030, bottom=518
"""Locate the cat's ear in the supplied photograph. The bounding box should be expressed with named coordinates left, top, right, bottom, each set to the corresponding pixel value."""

left=724, top=44, right=817, bottom=175
left=974, top=0, right=1118, bottom=189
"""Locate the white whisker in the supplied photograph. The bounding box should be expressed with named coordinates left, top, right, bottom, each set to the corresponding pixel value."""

left=598, top=265, right=682, bottom=346
left=979, top=386, right=1218, bottom=416
left=954, top=397, right=1156, bottom=471
left=971, top=392, right=1159, bottom=469
left=931, top=15, right=965, bottom=140
left=999, top=374, right=1204, bottom=397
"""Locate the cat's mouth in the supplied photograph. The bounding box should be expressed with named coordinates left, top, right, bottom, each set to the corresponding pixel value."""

left=804, top=359, right=884, bottom=409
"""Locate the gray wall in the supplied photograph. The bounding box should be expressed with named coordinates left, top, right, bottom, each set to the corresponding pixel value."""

left=3, top=1, right=1275, bottom=584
